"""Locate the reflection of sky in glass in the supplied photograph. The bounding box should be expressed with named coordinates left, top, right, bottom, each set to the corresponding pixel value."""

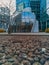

left=22, top=12, right=36, bottom=23
left=47, top=0, right=49, bottom=14
left=16, top=0, right=30, bottom=11
left=22, top=12, right=35, bottom=18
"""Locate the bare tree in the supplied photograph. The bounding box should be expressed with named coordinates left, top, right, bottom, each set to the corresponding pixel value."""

left=0, top=0, right=16, bottom=33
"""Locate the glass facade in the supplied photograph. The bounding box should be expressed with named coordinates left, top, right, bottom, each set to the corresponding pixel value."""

left=30, top=0, right=40, bottom=21
left=15, top=0, right=46, bottom=32
left=15, top=0, right=38, bottom=32
left=16, top=0, right=30, bottom=12
left=40, top=0, right=46, bottom=31
left=30, top=0, right=40, bottom=31
left=30, top=0, right=46, bottom=31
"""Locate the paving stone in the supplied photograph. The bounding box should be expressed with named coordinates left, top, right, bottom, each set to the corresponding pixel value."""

left=40, top=58, right=46, bottom=64
left=44, top=61, right=49, bottom=65
left=7, top=58, right=15, bottom=63
left=34, top=56, right=39, bottom=62
left=5, top=55, right=12, bottom=59
left=12, top=63, right=20, bottom=65
left=0, top=53, right=4, bottom=59
left=27, top=57, right=34, bottom=64
left=12, top=61, right=20, bottom=65
left=33, top=62, right=41, bottom=65
left=0, top=36, right=49, bottom=64
left=2, top=62, right=12, bottom=65
left=21, top=60, right=31, bottom=65
left=0, top=61, right=3, bottom=65
left=19, top=53, right=27, bottom=59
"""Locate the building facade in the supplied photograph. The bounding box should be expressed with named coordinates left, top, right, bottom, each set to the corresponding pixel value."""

left=13, top=0, right=39, bottom=32
left=16, top=0, right=30, bottom=12
left=40, top=0, right=46, bottom=31
left=30, top=0, right=46, bottom=31
left=30, top=0, right=40, bottom=21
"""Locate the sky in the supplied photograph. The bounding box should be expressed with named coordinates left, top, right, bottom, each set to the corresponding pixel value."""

left=0, top=0, right=16, bottom=15
left=0, top=0, right=49, bottom=15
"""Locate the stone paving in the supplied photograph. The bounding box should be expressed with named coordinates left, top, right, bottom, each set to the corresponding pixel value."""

left=0, top=35, right=49, bottom=65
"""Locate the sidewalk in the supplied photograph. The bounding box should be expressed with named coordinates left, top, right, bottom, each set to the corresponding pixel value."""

left=0, top=32, right=49, bottom=36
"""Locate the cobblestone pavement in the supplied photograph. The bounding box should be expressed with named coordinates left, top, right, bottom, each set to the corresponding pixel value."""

left=0, top=35, right=49, bottom=65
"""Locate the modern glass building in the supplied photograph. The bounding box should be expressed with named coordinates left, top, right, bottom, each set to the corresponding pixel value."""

left=30, top=0, right=40, bottom=31
left=30, top=0, right=40, bottom=21
left=30, top=0, right=46, bottom=31
left=13, top=0, right=39, bottom=32
left=40, top=0, right=46, bottom=31
left=16, top=0, right=30, bottom=12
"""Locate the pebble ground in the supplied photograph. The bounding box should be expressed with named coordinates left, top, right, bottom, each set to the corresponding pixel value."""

left=0, top=35, right=49, bottom=65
